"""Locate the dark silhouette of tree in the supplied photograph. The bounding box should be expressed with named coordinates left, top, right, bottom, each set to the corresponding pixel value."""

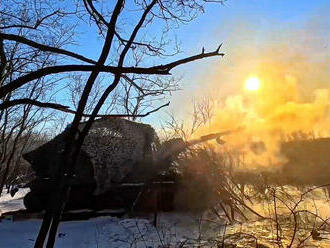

left=1, top=0, right=225, bottom=247
left=0, top=0, right=80, bottom=195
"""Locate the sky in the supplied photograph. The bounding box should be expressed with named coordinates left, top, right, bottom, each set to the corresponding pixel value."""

left=161, top=0, right=329, bottom=116
left=150, top=0, right=329, bottom=167
left=56, top=0, right=329, bottom=144
left=127, top=0, right=328, bottom=126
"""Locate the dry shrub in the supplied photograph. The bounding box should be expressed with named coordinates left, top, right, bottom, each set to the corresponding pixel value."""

left=173, top=146, right=234, bottom=213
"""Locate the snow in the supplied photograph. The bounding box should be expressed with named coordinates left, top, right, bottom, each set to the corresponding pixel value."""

left=2, top=187, right=329, bottom=247
left=0, top=214, right=222, bottom=248
left=0, top=188, right=29, bottom=216
left=0, top=190, right=223, bottom=248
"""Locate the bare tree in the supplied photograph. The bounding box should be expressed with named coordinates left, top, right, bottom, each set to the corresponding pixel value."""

left=1, top=1, right=226, bottom=247
left=0, top=0, right=80, bottom=195
left=161, top=96, right=215, bottom=141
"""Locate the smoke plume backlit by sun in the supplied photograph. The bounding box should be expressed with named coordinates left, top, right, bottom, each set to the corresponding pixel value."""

left=174, top=12, right=330, bottom=169
left=190, top=58, right=330, bottom=168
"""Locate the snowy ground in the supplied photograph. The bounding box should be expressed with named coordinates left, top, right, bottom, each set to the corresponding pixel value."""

left=0, top=189, right=224, bottom=248
left=2, top=187, right=328, bottom=248
left=0, top=213, right=223, bottom=248
left=0, top=188, right=29, bottom=215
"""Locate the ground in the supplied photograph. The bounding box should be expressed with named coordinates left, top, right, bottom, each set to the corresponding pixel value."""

left=0, top=188, right=29, bottom=215
left=1, top=187, right=329, bottom=248
left=0, top=189, right=222, bottom=248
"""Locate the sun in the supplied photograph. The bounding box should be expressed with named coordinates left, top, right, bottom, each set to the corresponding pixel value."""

left=245, top=77, right=260, bottom=91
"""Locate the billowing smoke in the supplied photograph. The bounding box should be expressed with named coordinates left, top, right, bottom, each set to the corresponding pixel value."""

left=194, top=72, right=330, bottom=167
left=184, top=14, right=330, bottom=167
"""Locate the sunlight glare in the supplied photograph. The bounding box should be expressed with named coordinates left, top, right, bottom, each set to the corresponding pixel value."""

left=245, top=77, right=260, bottom=91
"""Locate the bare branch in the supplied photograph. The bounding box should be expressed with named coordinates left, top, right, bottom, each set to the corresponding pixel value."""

left=121, top=75, right=145, bottom=95
left=0, top=97, right=169, bottom=120
left=118, top=0, right=158, bottom=66
left=0, top=98, right=69, bottom=111
left=1, top=33, right=97, bottom=64
left=115, top=31, right=165, bottom=55
left=79, top=101, right=170, bottom=118
left=0, top=46, right=224, bottom=98
left=0, top=37, right=7, bottom=82
left=83, top=0, right=109, bottom=27
left=0, top=10, right=60, bottom=30
left=151, top=45, right=224, bottom=73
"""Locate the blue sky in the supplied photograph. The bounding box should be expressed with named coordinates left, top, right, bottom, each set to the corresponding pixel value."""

left=75, top=0, right=329, bottom=58
left=58, top=0, right=329, bottom=129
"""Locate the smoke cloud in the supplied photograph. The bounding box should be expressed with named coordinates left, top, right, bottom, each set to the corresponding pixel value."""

left=185, top=11, right=330, bottom=167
